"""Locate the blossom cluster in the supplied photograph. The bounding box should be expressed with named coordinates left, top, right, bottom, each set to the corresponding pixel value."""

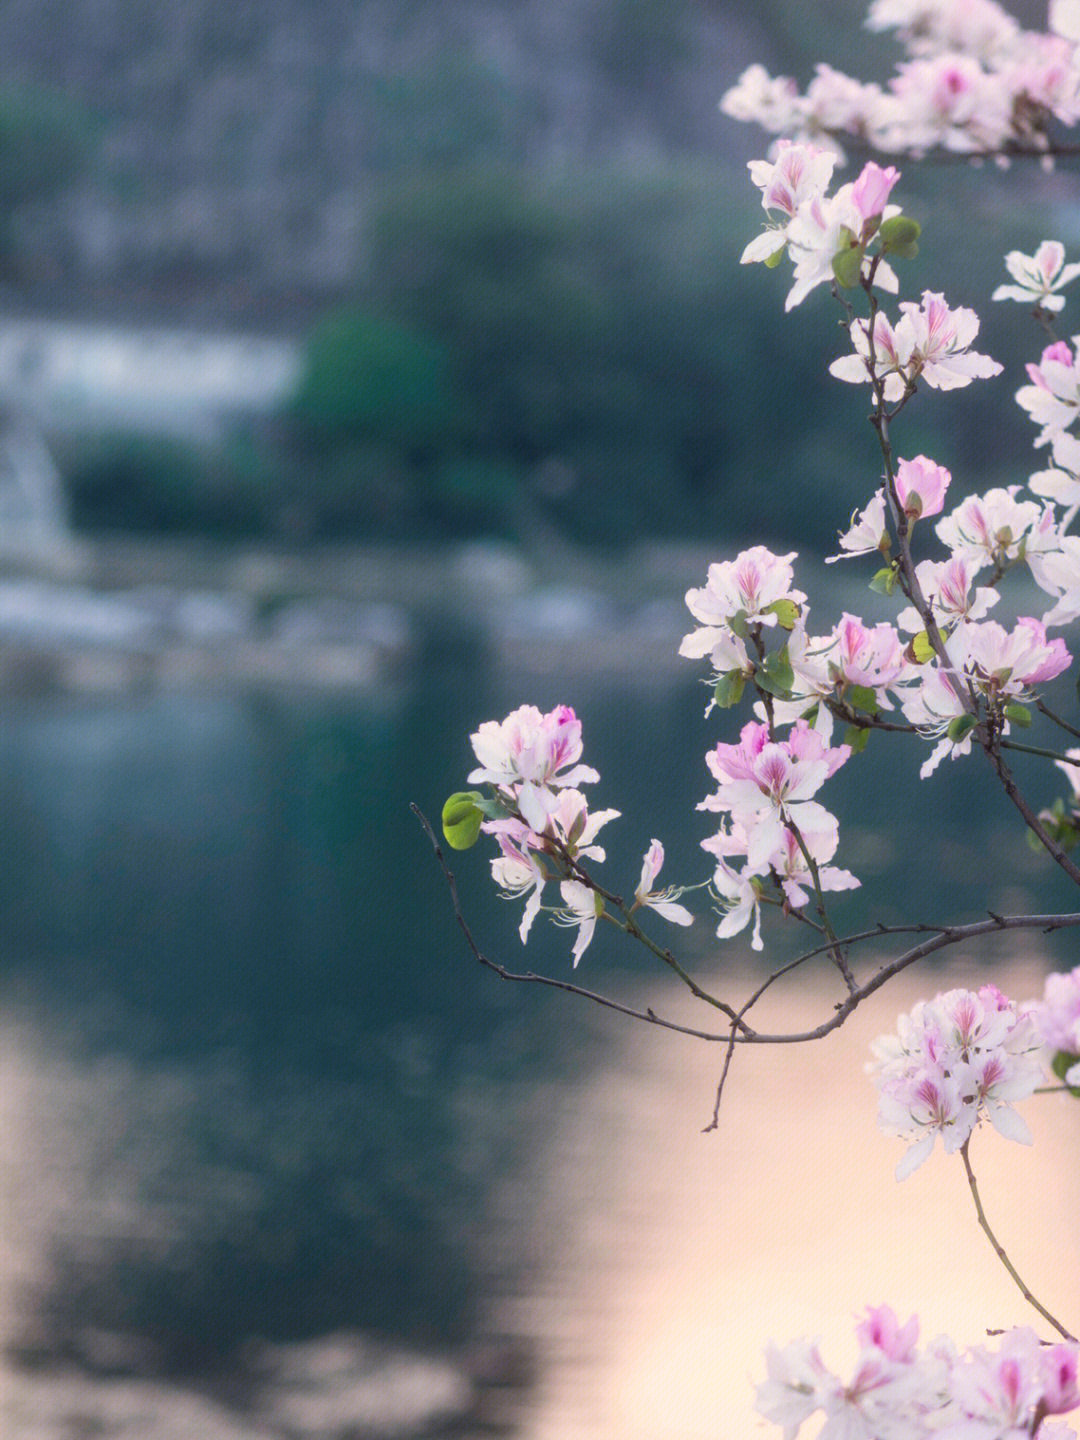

left=699, top=719, right=858, bottom=949
left=758, top=1308, right=1080, bottom=1440
left=869, top=985, right=1044, bottom=1179
left=462, top=703, right=691, bottom=966
left=722, top=0, right=1080, bottom=161
left=741, top=143, right=906, bottom=310
left=1033, top=962, right=1080, bottom=1086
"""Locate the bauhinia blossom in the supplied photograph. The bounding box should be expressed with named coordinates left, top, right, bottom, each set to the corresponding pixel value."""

left=869, top=986, right=1044, bottom=1180
left=469, top=703, right=599, bottom=832
left=756, top=1313, right=1080, bottom=1440
left=957, top=616, right=1072, bottom=698
left=825, top=490, right=890, bottom=563
left=993, top=241, right=1080, bottom=312
left=935, top=485, right=1045, bottom=571
left=830, top=294, right=1001, bottom=398
left=633, top=840, right=694, bottom=926
left=896, top=555, right=1000, bottom=634
left=680, top=547, right=806, bottom=658
left=1032, top=963, right=1080, bottom=1085
left=893, top=454, right=952, bottom=518
left=1016, top=339, right=1080, bottom=447
left=699, top=719, right=851, bottom=879
left=741, top=150, right=904, bottom=309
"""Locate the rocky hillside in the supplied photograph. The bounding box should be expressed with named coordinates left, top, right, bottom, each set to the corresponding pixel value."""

left=0, top=0, right=790, bottom=324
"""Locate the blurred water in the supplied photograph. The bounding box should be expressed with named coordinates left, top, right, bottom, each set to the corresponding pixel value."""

left=0, top=643, right=1075, bottom=1436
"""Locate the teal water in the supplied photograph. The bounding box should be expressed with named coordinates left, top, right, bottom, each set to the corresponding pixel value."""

left=0, top=638, right=1075, bottom=1421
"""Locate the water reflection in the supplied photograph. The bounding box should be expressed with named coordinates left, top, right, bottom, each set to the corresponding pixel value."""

left=0, top=665, right=1074, bottom=1436
left=507, top=963, right=1080, bottom=1440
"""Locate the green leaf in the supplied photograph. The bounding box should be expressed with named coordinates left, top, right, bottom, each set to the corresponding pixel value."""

left=756, top=645, right=795, bottom=698
left=946, top=713, right=977, bottom=743
left=441, top=791, right=485, bottom=850
left=713, top=671, right=746, bottom=709
left=762, top=598, right=800, bottom=630
left=831, top=244, right=864, bottom=290
left=847, top=684, right=879, bottom=716
left=727, top=609, right=750, bottom=641
left=878, top=215, right=921, bottom=259
left=843, top=724, right=871, bottom=754
left=869, top=566, right=897, bottom=597
left=907, top=631, right=935, bottom=665
left=1051, top=1050, right=1080, bottom=1097
left=1003, top=702, right=1032, bottom=728
left=764, top=245, right=785, bottom=269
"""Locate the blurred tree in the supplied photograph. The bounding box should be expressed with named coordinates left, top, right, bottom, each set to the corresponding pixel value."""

left=365, top=49, right=540, bottom=173
left=0, top=85, right=96, bottom=268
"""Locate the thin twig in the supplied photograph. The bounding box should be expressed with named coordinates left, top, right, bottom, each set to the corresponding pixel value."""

left=1036, top=700, right=1080, bottom=741
left=959, top=1138, right=1076, bottom=1342
left=415, top=806, right=1080, bottom=1049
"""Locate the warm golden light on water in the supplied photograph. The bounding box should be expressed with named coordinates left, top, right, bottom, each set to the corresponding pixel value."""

left=508, top=958, right=1080, bottom=1440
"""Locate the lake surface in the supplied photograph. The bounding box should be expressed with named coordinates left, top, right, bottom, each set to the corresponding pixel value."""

left=0, top=632, right=1077, bottom=1437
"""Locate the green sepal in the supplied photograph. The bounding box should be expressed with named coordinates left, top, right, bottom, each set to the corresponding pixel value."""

left=441, top=791, right=485, bottom=850
left=869, top=566, right=898, bottom=597
left=756, top=645, right=795, bottom=699
left=1051, top=1049, right=1080, bottom=1097
left=843, top=724, right=871, bottom=754
left=713, top=671, right=746, bottom=709
left=847, top=684, right=879, bottom=716
left=762, top=598, right=800, bottom=630
left=907, top=631, right=935, bottom=665
left=878, top=215, right=921, bottom=259
left=764, top=245, right=786, bottom=269
left=946, top=713, right=977, bottom=743
left=1003, top=702, right=1032, bottom=728
left=832, top=241, right=864, bottom=290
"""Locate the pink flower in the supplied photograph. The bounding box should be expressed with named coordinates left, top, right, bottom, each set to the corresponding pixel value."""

left=830, top=312, right=909, bottom=399
left=894, top=290, right=1002, bottom=390
left=894, top=455, right=952, bottom=518
left=825, top=491, right=891, bottom=563
left=469, top=704, right=599, bottom=794
left=772, top=820, right=860, bottom=909
left=720, top=65, right=801, bottom=131
left=855, top=1305, right=920, bottom=1365
left=490, top=834, right=546, bottom=943
left=681, top=547, right=805, bottom=649
left=829, top=613, right=909, bottom=699
left=959, top=616, right=1071, bottom=694
left=897, top=555, right=1000, bottom=634
left=749, top=140, right=838, bottom=217
left=1016, top=338, right=1080, bottom=443
left=1032, top=964, right=1080, bottom=1058
left=935, top=486, right=1044, bottom=568
left=870, top=987, right=1043, bottom=1180
left=851, top=160, right=901, bottom=222
left=701, top=720, right=850, bottom=870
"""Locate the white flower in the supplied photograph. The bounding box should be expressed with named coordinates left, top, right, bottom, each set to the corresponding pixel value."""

left=634, top=840, right=693, bottom=927
left=993, top=241, right=1080, bottom=312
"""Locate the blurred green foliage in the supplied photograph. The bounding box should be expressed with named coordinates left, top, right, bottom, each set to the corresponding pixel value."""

left=0, top=85, right=93, bottom=210
left=278, top=162, right=874, bottom=549
left=64, top=432, right=276, bottom=538
left=54, top=2, right=1077, bottom=554
left=0, top=84, right=96, bottom=266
